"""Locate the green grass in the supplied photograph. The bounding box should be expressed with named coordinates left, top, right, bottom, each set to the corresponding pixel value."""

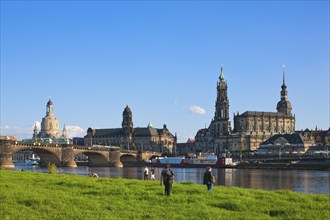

left=0, top=170, right=329, bottom=220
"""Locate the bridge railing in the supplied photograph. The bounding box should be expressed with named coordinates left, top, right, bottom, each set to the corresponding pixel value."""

left=120, top=150, right=162, bottom=154
left=72, top=146, right=110, bottom=151
left=4, top=141, right=63, bottom=149
left=121, top=150, right=138, bottom=154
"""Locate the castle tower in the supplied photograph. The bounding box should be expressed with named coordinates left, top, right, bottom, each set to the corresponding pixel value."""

left=40, top=99, right=61, bottom=138
left=122, top=105, right=133, bottom=148
left=122, top=105, right=133, bottom=134
left=212, top=66, right=231, bottom=137
left=276, top=66, right=292, bottom=116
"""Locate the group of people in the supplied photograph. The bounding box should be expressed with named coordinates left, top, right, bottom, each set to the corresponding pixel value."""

left=146, top=164, right=215, bottom=196
left=143, top=166, right=156, bottom=180
left=93, top=165, right=215, bottom=196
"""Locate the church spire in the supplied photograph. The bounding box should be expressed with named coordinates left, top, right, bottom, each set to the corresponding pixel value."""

left=277, top=65, right=292, bottom=115
left=282, top=65, right=287, bottom=89
left=219, top=65, right=225, bottom=82
left=282, top=65, right=285, bottom=84
left=280, top=65, right=288, bottom=99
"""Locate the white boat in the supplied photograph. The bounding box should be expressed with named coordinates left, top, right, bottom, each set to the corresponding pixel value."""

left=151, top=156, right=188, bottom=167
left=151, top=155, right=235, bottom=168
left=25, top=154, right=40, bottom=166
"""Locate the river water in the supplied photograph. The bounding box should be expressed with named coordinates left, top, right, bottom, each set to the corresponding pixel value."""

left=13, top=163, right=330, bottom=194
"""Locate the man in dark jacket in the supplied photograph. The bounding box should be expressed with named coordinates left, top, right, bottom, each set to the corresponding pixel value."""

left=203, top=166, right=215, bottom=191
left=160, top=164, right=175, bottom=196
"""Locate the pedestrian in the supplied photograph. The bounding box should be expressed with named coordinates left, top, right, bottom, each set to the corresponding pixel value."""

left=92, top=172, right=99, bottom=178
left=203, top=166, right=215, bottom=191
left=160, top=164, right=175, bottom=196
left=150, top=168, right=156, bottom=180
left=144, top=166, right=149, bottom=180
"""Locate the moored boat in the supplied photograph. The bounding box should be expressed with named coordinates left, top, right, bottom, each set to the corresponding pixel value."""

left=25, top=154, right=40, bottom=166
left=151, top=155, right=235, bottom=168
left=188, top=155, right=235, bottom=168
left=151, top=156, right=189, bottom=167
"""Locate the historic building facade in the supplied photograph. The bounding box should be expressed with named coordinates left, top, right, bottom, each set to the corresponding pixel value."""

left=258, top=127, right=330, bottom=155
left=194, top=67, right=295, bottom=153
left=32, top=99, right=67, bottom=139
left=84, top=106, right=176, bottom=153
left=295, top=128, right=330, bottom=147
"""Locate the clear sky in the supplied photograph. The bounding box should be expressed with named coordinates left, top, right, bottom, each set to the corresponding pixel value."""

left=1, top=1, right=329, bottom=142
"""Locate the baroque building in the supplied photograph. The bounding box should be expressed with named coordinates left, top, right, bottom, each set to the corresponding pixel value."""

left=258, top=127, right=330, bottom=155
left=33, top=99, right=67, bottom=139
left=295, top=128, right=330, bottom=147
left=84, top=105, right=176, bottom=153
left=194, top=66, right=295, bottom=153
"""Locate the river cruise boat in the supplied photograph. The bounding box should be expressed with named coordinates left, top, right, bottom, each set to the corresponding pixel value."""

left=151, top=156, right=189, bottom=167
left=151, top=155, right=235, bottom=168
left=25, top=154, right=40, bottom=166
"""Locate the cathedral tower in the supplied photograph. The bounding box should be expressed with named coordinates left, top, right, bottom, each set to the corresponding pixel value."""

left=276, top=66, right=292, bottom=116
left=211, top=66, right=231, bottom=137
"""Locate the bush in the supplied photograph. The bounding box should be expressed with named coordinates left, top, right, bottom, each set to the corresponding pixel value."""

left=47, top=163, right=57, bottom=174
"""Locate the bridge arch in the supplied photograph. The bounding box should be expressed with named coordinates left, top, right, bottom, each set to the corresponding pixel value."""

left=73, top=151, right=109, bottom=167
left=13, top=147, right=61, bottom=167
left=119, top=154, right=138, bottom=167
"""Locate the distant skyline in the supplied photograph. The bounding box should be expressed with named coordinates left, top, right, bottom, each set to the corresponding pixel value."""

left=1, top=1, right=329, bottom=142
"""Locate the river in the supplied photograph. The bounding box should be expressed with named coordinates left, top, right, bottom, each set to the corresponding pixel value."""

left=13, top=163, right=330, bottom=194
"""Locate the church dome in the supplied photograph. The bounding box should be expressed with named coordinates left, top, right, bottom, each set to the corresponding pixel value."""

left=40, top=99, right=61, bottom=138
left=40, top=115, right=60, bottom=138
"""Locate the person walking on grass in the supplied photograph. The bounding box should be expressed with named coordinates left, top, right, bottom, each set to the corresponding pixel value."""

left=150, top=168, right=156, bottom=180
left=143, top=166, right=149, bottom=180
left=203, top=166, right=215, bottom=191
left=160, top=164, right=175, bottom=196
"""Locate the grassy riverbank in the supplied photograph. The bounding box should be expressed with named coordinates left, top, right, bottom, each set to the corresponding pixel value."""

left=0, top=170, right=329, bottom=220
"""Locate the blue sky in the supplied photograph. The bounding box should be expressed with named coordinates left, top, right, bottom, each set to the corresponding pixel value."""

left=1, top=1, right=329, bottom=142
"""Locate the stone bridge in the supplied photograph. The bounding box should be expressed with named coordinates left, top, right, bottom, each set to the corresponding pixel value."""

left=0, top=140, right=161, bottom=168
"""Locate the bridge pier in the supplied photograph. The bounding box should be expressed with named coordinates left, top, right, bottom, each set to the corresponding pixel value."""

left=63, top=160, right=77, bottom=168
left=62, top=146, right=77, bottom=168
left=0, top=141, right=15, bottom=168
left=0, top=159, right=14, bottom=168
left=112, top=161, right=123, bottom=167
left=109, top=151, right=123, bottom=167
